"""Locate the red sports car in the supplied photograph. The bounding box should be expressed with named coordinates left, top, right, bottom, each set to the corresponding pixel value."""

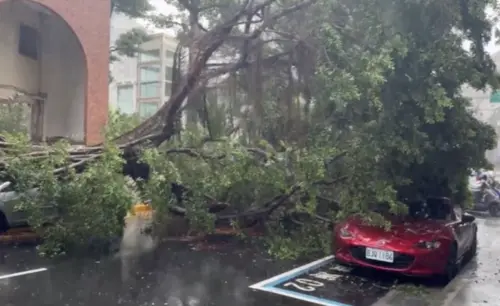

left=333, top=197, right=477, bottom=282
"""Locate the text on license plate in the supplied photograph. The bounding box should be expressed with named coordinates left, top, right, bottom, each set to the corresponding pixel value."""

left=365, top=247, right=394, bottom=263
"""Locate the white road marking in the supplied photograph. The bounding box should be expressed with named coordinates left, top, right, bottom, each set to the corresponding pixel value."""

left=441, top=278, right=468, bottom=306
left=438, top=259, right=476, bottom=306
left=254, top=286, right=352, bottom=306
left=249, top=256, right=353, bottom=306
left=249, top=255, right=335, bottom=289
left=0, top=268, right=48, bottom=280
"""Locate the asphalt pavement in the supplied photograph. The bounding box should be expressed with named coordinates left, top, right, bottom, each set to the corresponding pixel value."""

left=376, top=214, right=500, bottom=306
left=0, top=215, right=498, bottom=306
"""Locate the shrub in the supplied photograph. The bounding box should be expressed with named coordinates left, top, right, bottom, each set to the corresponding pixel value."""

left=6, top=135, right=139, bottom=257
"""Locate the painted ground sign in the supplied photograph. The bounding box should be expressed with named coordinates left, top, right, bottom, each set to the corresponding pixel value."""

left=249, top=256, right=394, bottom=306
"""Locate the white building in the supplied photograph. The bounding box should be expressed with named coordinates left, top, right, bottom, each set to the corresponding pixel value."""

left=463, top=51, right=500, bottom=165
left=109, top=13, right=178, bottom=118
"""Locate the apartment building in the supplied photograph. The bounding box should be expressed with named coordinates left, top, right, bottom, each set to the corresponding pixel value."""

left=109, top=16, right=178, bottom=118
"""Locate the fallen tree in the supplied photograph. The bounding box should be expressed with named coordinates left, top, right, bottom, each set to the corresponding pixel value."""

left=0, top=0, right=337, bottom=243
left=0, top=0, right=498, bottom=259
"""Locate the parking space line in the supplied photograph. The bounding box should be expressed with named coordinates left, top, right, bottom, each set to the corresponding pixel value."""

left=441, top=278, right=467, bottom=306
left=250, top=255, right=353, bottom=306
left=249, top=255, right=335, bottom=289
left=255, top=286, right=351, bottom=306
left=0, top=267, right=48, bottom=280
left=439, top=265, right=472, bottom=306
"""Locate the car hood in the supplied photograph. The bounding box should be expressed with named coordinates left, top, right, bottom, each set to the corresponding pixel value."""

left=346, top=217, right=445, bottom=245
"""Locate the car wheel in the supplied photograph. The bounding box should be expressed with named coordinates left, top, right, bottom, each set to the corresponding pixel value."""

left=489, top=202, right=499, bottom=217
left=441, top=244, right=459, bottom=285
left=0, top=212, right=8, bottom=233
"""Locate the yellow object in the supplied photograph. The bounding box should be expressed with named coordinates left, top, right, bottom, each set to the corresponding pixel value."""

left=125, top=203, right=154, bottom=224
left=132, top=203, right=153, bottom=214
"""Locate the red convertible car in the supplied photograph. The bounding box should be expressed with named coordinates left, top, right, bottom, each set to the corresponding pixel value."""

left=333, top=197, right=477, bottom=282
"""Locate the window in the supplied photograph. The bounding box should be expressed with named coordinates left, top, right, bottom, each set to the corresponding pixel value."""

left=140, top=82, right=160, bottom=98
left=138, top=102, right=159, bottom=118
left=165, top=50, right=175, bottom=59
left=18, top=24, right=39, bottom=60
left=140, top=65, right=160, bottom=81
left=116, top=85, right=134, bottom=114
left=139, top=65, right=160, bottom=98
left=139, top=49, right=160, bottom=62
left=165, top=82, right=172, bottom=97
left=165, top=66, right=174, bottom=81
left=425, top=198, right=452, bottom=221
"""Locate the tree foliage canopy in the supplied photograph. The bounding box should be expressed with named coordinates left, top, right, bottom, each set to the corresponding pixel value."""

left=1, top=0, right=499, bottom=258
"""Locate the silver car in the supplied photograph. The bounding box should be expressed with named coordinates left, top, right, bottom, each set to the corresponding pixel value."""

left=0, top=182, right=56, bottom=232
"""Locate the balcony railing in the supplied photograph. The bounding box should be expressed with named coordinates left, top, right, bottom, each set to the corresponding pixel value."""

left=0, top=84, right=47, bottom=142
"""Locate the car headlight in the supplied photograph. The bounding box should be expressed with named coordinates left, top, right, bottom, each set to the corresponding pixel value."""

left=415, top=240, right=441, bottom=249
left=339, top=227, right=354, bottom=239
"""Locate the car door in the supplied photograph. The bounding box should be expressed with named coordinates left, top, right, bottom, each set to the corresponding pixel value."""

left=0, top=190, right=28, bottom=226
left=451, top=206, right=471, bottom=257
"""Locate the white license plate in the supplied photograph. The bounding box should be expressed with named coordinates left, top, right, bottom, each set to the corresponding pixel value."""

left=365, top=247, right=394, bottom=263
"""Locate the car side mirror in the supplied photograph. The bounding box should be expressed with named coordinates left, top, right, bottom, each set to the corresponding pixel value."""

left=462, top=214, right=475, bottom=223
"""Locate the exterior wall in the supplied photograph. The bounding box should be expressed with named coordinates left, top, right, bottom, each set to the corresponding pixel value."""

left=0, top=1, right=84, bottom=141
left=0, top=2, right=40, bottom=95
left=0, top=0, right=110, bottom=145
left=40, top=9, right=85, bottom=141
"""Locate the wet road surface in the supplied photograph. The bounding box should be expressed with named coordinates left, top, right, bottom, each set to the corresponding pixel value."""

left=379, top=214, right=500, bottom=306
left=432, top=215, right=500, bottom=306
left=0, top=215, right=498, bottom=306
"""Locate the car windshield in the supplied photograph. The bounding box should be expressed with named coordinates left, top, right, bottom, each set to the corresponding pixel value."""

left=407, top=199, right=451, bottom=220
left=374, top=200, right=451, bottom=221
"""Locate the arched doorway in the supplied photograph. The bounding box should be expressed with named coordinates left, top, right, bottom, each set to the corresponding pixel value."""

left=0, top=0, right=109, bottom=144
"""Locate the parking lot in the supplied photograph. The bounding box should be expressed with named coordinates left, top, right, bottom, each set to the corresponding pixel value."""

left=0, top=215, right=498, bottom=306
